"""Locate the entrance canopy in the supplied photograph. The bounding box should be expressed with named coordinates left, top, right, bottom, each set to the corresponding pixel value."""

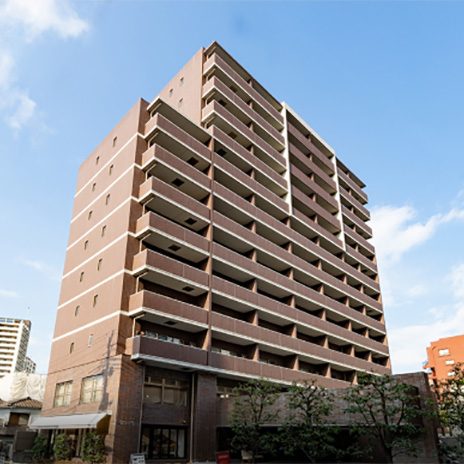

left=30, top=412, right=109, bottom=430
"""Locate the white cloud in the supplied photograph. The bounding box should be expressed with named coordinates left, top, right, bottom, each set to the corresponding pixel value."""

left=0, top=0, right=88, bottom=40
left=0, top=0, right=88, bottom=131
left=5, top=91, right=36, bottom=129
left=450, top=263, right=464, bottom=299
left=389, top=301, right=464, bottom=373
left=0, top=52, right=14, bottom=89
left=0, top=289, right=18, bottom=298
left=371, top=205, right=464, bottom=267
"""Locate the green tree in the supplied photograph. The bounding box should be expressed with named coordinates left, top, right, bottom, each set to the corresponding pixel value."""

left=53, top=432, right=71, bottom=460
left=343, top=373, right=425, bottom=463
left=280, top=379, right=338, bottom=463
left=31, top=434, right=49, bottom=462
left=82, top=430, right=106, bottom=464
left=230, top=378, right=280, bottom=463
left=437, top=362, right=464, bottom=450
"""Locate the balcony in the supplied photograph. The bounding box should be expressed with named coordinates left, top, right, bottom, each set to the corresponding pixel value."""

left=141, top=143, right=211, bottom=197
left=133, top=249, right=209, bottom=297
left=130, top=335, right=207, bottom=367
left=129, top=290, right=208, bottom=327
left=145, top=113, right=211, bottom=165
left=211, top=126, right=288, bottom=197
left=203, top=77, right=285, bottom=151
left=337, top=169, right=368, bottom=204
left=135, top=212, right=210, bottom=264
left=202, top=101, right=286, bottom=174
left=290, top=164, right=338, bottom=212
left=203, top=52, right=284, bottom=129
left=287, top=122, right=334, bottom=175
left=214, top=154, right=289, bottom=221
left=289, top=143, right=336, bottom=194
left=341, top=205, right=373, bottom=239
left=340, top=186, right=370, bottom=221
left=139, top=177, right=210, bottom=232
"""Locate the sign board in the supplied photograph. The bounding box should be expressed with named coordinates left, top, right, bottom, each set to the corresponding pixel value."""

left=216, top=450, right=230, bottom=464
left=130, top=453, right=146, bottom=464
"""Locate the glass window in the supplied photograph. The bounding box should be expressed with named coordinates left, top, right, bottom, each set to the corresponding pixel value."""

left=143, top=378, right=188, bottom=406
left=80, top=374, right=104, bottom=404
left=54, top=381, right=73, bottom=407
left=141, top=426, right=186, bottom=459
left=439, top=349, right=450, bottom=356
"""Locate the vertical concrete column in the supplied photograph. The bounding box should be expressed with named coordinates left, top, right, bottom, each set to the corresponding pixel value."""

left=192, top=373, right=218, bottom=461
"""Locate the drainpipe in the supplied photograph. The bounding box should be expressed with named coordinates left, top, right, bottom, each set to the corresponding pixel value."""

left=189, top=373, right=196, bottom=462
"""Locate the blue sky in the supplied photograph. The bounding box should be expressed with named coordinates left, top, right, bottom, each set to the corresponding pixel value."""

left=1, top=0, right=463, bottom=374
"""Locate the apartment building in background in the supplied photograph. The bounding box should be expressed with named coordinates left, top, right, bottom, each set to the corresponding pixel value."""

left=35, top=42, right=390, bottom=462
left=24, top=357, right=36, bottom=374
left=0, top=319, right=32, bottom=376
left=424, top=334, right=464, bottom=390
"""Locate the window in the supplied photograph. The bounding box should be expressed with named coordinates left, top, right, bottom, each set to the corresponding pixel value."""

left=180, top=77, right=184, bottom=86
left=143, top=377, right=188, bottom=406
left=446, top=360, right=455, bottom=365
left=97, top=259, right=102, bottom=271
left=169, top=88, right=173, bottom=97
left=8, top=413, right=29, bottom=426
left=109, top=165, right=114, bottom=175
left=101, top=225, right=106, bottom=237
left=93, top=295, right=98, bottom=307
left=88, top=211, right=93, bottom=220
left=80, top=374, right=104, bottom=404
left=92, top=183, right=96, bottom=192
left=105, top=194, right=110, bottom=205
left=113, top=136, right=117, bottom=147
left=70, top=343, right=74, bottom=354
left=75, top=306, right=80, bottom=316
left=54, top=381, right=73, bottom=407
left=80, top=272, right=84, bottom=282
left=84, top=240, right=89, bottom=250
left=178, top=98, right=183, bottom=108
left=88, top=334, right=93, bottom=347
left=439, top=349, right=450, bottom=356
left=141, top=426, right=186, bottom=460
left=96, top=156, right=100, bottom=165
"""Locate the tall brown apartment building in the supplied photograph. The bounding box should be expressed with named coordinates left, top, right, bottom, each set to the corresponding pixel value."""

left=34, top=42, right=390, bottom=462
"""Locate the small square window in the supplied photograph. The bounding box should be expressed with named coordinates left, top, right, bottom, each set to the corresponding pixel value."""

left=97, top=259, right=102, bottom=271
left=105, top=194, right=110, bottom=205
left=88, top=334, right=93, bottom=347
left=109, top=165, right=114, bottom=175
left=216, top=149, right=227, bottom=157
left=93, top=295, right=98, bottom=307
left=75, top=306, right=80, bottom=316
left=169, top=88, right=173, bottom=97
left=80, top=272, right=84, bottom=282
left=184, top=218, right=197, bottom=225
left=92, top=183, right=96, bottom=192
left=84, top=240, right=89, bottom=250
left=178, top=99, right=183, bottom=108
left=446, top=360, right=455, bottom=365
left=96, top=156, right=100, bottom=165
left=113, top=136, right=117, bottom=147
left=439, top=349, right=450, bottom=356
left=187, top=157, right=198, bottom=166
left=88, top=211, right=93, bottom=220
left=180, top=77, right=184, bottom=86
left=228, top=132, right=237, bottom=140
left=101, top=226, right=106, bottom=237
left=168, top=244, right=181, bottom=252
left=70, top=343, right=74, bottom=354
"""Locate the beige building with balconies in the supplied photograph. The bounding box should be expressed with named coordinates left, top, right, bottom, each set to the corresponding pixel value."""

left=0, top=319, right=31, bottom=377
